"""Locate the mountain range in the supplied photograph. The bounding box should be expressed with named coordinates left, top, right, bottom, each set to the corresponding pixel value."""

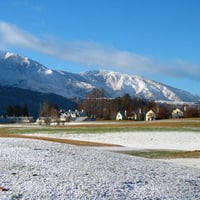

left=0, top=50, right=199, bottom=107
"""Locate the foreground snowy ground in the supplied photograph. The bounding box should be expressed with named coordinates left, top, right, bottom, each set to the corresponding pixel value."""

left=0, top=138, right=200, bottom=200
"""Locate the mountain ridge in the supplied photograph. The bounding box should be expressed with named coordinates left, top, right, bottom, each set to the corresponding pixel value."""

left=0, top=50, right=199, bottom=103
left=0, top=85, right=76, bottom=117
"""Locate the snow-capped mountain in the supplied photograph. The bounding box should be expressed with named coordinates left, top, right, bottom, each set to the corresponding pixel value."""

left=0, top=50, right=199, bottom=103
left=0, top=51, right=94, bottom=97
left=80, top=70, right=199, bottom=103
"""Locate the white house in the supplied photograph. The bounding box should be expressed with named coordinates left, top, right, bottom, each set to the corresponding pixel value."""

left=60, top=112, right=70, bottom=122
left=116, top=110, right=127, bottom=120
left=145, top=110, right=156, bottom=121
left=116, top=112, right=123, bottom=120
left=172, top=108, right=183, bottom=119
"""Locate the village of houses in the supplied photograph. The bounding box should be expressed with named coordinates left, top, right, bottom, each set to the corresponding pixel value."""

left=116, top=107, right=184, bottom=121
left=0, top=106, right=187, bottom=125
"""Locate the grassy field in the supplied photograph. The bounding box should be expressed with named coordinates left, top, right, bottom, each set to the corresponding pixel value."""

left=0, top=118, right=200, bottom=134
left=0, top=118, right=200, bottom=159
left=118, top=150, right=200, bottom=159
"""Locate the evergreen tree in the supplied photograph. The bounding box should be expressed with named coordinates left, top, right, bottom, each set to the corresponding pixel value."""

left=22, top=104, right=29, bottom=116
left=13, top=105, right=21, bottom=116
left=6, top=105, right=13, bottom=116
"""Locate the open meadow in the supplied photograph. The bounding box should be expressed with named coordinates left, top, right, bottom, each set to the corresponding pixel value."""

left=0, top=118, right=200, bottom=153
left=0, top=119, right=200, bottom=160
left=0, top=119, right=200, bottom=199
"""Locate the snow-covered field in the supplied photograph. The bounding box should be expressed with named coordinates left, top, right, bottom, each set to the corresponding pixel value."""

left=38, top=131, right=200, bottom=151
left=0, top=138, right=200, bottom=200
left=24, top=131, right=200, bottom=168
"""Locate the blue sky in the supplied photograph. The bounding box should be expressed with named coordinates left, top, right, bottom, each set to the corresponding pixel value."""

left=0, top=0, right=200, bottom=96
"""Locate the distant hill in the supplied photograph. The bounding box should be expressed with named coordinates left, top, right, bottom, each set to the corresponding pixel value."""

left=0, top=85, right=76, bottom=118
left=0, top=50, right=199, bottom=104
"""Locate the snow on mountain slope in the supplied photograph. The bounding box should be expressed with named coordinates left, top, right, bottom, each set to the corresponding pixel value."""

left=0, top=50, right=199, bottom=103
left=80, top=70, right=199, bottom=102
left=0, top=50, right=94, bottom=97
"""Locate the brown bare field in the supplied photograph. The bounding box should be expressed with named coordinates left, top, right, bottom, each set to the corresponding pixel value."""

left=54, top=118, right=200, bottom=130
left=56, top=119, right=200, bottom=129
left=0, top=133, right=121, bottom=147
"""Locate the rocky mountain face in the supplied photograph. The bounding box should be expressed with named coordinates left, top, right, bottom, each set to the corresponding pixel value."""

left=0, top=50, right=199, bottom=103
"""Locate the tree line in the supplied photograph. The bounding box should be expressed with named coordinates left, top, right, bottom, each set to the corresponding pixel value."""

left=79, top=88, right=200, bottom=120
left=6, top=104, right=29, bottom=117
left=5, top=88, right=200, bottom=120
left=80, top=88, right=157, bottom=120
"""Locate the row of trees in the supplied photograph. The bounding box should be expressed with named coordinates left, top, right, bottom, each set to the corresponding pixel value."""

left=80, top=88, right=157, bottom=120
left=6, top=101, right=60, bottom=118
left=80, top=88, right=200, bottom=120
left=6, top=104, right=29, bottom=117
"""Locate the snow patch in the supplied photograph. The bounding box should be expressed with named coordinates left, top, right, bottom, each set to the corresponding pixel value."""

left=75, top=81, right=94, bottom=89
left=32, top=131, right=200, bottom=151
left=37, top=68, right=53, bottom=75
left=22, top=57, right=30, bottom=65
left=4, top=52, right=15, bottom=59
left=57, top=70, right=65, bottom=75
left=45, top=69, right=53, bottom=75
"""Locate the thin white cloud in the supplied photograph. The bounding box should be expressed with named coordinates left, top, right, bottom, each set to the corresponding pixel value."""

left=0, top=21, right=199, bottom=81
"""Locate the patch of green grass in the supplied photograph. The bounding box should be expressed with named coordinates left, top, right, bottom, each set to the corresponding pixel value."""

left=118, top=150, right=200, bottom=159
left=0, top=118, right=200, bottom=136
left=6, top=127, right=121, bottom=134
left=3, top=125, right=200, bottom=135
